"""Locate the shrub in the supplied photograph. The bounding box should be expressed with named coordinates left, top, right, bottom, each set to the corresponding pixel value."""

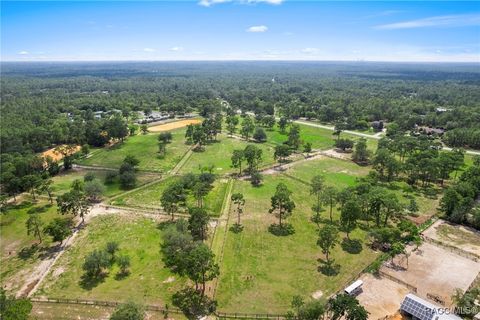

left=84, top=172, right=96, bottom=182
left=110, top=302, right=145, bottom=320
left=82, top=250, right=110, bottom=278
left=104, top=171, right=118, bottom=184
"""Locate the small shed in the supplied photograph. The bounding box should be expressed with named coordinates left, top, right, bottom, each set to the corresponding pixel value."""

left=344, top=280, right=363, bottom=296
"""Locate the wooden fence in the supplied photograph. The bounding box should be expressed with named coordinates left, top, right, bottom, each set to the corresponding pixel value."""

left=31, top=297, right=182, bottom=314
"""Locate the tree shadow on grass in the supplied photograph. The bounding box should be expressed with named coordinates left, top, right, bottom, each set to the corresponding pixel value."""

left=80, top=273, right=107, bottom=290
left=317, top=258, right=340, bottom=276
left=229, top=223, right=244, bottom=233
left=115, top=271, right=130, bottom=281
left=157, top=220, right=176, bottom=230
left=18, top=244, right=39, bottom=260
left=341, top=238, right=363, bottom=254
left=268, top=223, right=295, bottom=236
left=310, top=215, right=335, bottom=226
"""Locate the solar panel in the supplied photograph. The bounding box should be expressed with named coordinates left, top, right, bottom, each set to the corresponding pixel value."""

left=401, top=295, right=437, bottom=320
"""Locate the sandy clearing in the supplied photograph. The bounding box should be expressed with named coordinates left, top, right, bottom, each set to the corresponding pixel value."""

left=148, top=119, right=201, bottom=132
left=41, top=145, right=81, bottom=162
left=423, top=219, right=480, bottom=257
left=356, top=273, right=411, bottom=320
left=381, top=242, right=480, bottom=306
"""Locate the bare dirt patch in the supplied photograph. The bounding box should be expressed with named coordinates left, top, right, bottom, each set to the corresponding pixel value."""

left=381, top=242, right=480, bottom=306
left=149, top=119, right=201, bottom=132
left=320, top=149, right=352, bottom=160
left=423, top=219, right=480, bottom=257
left=311, top=290, right=323, bottom=299
left=356, top=273, right=411, bottom=320
left=41, top=145, right=81, bottom=162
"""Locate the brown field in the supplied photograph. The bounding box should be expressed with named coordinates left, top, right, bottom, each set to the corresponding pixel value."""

left=41, top=145, right=81, bottom=162
left=356, top=273, right=411, bottom=320
left=423, top=219, right=480, bottom=257
left=148, top=119, right=201, bottom=132
left=381, top=242, right=480, bottom=306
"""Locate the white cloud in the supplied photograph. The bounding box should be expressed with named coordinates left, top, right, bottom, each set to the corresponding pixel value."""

left=18, top=51, right=29, bottom=55
left=199, top=0, right=283, bottom=7
left=143, top=48, right=156, bottom=52
left=301, top=48, right=319, bottom=54
left=246, top=25, right=268, bottom=32
left=170, top=46, right=184, bottom=52
left=198, top=0, right=229, bottom=7
left=375, top=14, right=480, bottom=30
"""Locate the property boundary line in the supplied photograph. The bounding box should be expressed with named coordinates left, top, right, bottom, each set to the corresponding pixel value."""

left=378, top=270, right=418, bottom=293
left=211, top=179, right=235, bottom=299
left=31, top=297, right=182, bottom=314
left=423, top=236, right=479, bottom=262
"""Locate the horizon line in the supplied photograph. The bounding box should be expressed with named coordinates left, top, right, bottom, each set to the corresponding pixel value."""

left=2, top=59, right=479, bottom=64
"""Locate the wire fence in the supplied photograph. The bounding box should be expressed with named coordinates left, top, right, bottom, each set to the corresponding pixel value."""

left=423, top=236, right=479, bottom=262
left=31, top=297, right=182, bottom=314
left=215, top=311, right=286, bottom=319
left=378, top=270, right=418, bottom=293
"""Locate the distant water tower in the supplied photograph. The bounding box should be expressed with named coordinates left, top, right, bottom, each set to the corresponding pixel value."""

left=272, top=77, right=275, bottom=83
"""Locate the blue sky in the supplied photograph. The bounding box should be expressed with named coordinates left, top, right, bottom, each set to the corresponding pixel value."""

left=1, top=1, right=479, bottom=62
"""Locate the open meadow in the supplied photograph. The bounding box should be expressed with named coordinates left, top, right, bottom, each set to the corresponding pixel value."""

left=179, top=135, right=276, bottom=175
left=0, top=201, right=68, bottom=294
left=214, top=174, right=379, bottom=313
left=78, top=129, right=190, bottom=172
left=48, top=169, right=160, bottom=198
left=110, top=176, right=229, bottom=216
left=36, top=214, right=186, bottom=306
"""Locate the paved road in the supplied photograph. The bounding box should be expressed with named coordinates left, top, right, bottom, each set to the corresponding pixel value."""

left=294, top=119, right=480, bottom=156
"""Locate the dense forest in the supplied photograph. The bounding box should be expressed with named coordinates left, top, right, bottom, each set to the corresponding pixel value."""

left=1, top=62, right=479, bottom=154
left=1, top=62, right=479, bottom=211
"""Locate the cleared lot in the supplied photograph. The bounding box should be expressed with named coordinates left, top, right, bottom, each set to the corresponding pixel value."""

left=148, top=119, right=201, bottom=132
left=381, top=242, right=480, bottom=306
left=356, top=273, right=410, bottom=320
left=423, top=219, right=480, bottom=257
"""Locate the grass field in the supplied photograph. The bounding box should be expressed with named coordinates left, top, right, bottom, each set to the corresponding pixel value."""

left=110, top=176, right=229, bottom=216
left=232, top=119, right=378, bottom=152
left=49, top=169, right=160, bottom=198
left=31, top=302, right=188, bottom=320
left=36, top=214, right=185, bottom=305
left=215, top=174, right=378, bottom=313
left=285, top=156, right=370, bottom=188
left=179, top=135, right=276, bottom=175
left=285, top=156, right=439, bottom=221
left=0, top=201, right=65, bottom=293
left=78, top=129, right=190, bottom=172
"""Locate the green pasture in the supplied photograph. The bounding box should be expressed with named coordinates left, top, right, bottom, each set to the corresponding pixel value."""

left=215, top=174, right=378, bottom=313
left=179, top=135, right=276, bottom=175
left=110, top=176, right=229, bottom=216
left=77, top=129, right=190, bottom=172
left=49, top=169, right=160, bottom=198
left=36, top=214, right=185, bottom=305
left=0, top=201, right=65, bottom=293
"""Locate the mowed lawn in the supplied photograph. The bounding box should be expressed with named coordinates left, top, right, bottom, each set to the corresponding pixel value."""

left=36, top=215, right=185, bottom=305
left=285, top=156, right=370, bottom=188
left=110, top=176, right=229, bottom=216
left=232, top=119, right=378, bottom=151
left=48, top=169, right=160, bottom=198
left=215, top=175, right=378, bottom=313
left=285, top=156, right=439, bottom=221
left=0, top=201, right=67, bottom=293
left=179, top=135, right=276, bottom=175
left=78, top=129, right=190, bottom=172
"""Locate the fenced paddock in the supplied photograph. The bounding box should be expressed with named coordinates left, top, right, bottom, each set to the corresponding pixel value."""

left=380, top=242, right=480, bottom=307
